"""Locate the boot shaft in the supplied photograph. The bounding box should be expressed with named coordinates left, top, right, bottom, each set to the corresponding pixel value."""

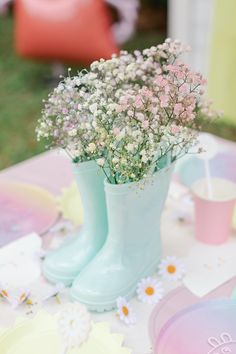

left=73, top=160, right=108, bottom=240
left=104, top=164, right=175, bottom=254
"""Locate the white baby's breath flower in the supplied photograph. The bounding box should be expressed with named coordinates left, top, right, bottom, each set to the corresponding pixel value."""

left=126, top=143, right=135, bottom=152
left=89, top=103, right=98, bottom=114
left=87, top=143, right=96, bottom=153
left=37, top=39, right=217, bottom=184
left=97, top=158, right=105, bottom=166
left=120, top=158, right=127, bottom=165
left=112, top=157, right=119, bottom=164
left=142, top=120, right=149, bottom=129
left=141, top=155, right=149, bottom=163
left=68, top=129, right=77, bottom=137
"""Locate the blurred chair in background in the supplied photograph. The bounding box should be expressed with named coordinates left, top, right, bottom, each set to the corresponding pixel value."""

left=14, top=0, right=118, bottom=65
left=14, top=0, right=140, bottom=84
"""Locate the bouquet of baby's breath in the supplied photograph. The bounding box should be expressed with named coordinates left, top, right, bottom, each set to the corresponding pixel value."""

left=36, top=73, right=105, bottom=162
left=36, top=39, right=218, bottom=184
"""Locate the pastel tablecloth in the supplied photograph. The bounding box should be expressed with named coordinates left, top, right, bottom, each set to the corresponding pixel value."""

left=0, top=136, right=235, bottom=354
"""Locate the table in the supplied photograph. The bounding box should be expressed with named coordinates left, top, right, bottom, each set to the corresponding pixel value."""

left=0, top=135, right=235, bottom=354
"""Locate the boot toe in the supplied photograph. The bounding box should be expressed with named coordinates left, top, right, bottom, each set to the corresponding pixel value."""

left=71, top=261, right=137, bottom=311
left=43, top=251, right=78, bottom=286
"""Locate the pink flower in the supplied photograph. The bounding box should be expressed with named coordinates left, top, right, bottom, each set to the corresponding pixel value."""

left=181, top=110, right=195, bottom=121
left=128, top=110, right=133, bottom=117
left=167, top=64, right=186, bottom=80
left=174, top=103, right=184, bottom=115
left=179, top=83, right=189, bottom=94
left=166, top=64, right=177, bottom=73
left=160, top=95, right=169, bottom=108
left=135, top=95, right=143, bottom=108
left=201, top=78, right=207, bottom=85
left=140, top=87, right=153, bottom=98
left=119, top=96, right=128, bottom=106
left=164, top=84, right=171, bottom=94
left=175, top=70, right=185, bottom=80
left=113, top=127, right=120, bottom=136
left=116, top=105, right=123, bottom=113
left=142, top=120, right=149, bottom=129
left=170, top=125, right=180, bottom=135
left=155, top=75, right=168, bottom=87
left=187, top=72, right=206, bottom=85
left=136, top=112, right=145, bottom=121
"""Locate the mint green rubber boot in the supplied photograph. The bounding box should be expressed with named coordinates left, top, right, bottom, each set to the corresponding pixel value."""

left=43, top=160, right=108, bottom=286
left=71, top=164, right=174, bottom=311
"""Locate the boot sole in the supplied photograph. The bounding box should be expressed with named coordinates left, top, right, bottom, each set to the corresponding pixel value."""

left=71, top=258, right=160, bottom=312
left=43, top=265, right=75, bottom=286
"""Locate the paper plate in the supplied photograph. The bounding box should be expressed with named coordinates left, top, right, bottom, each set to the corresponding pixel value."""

left=0, top=181, right=58, bottom=245
left=0, top=312, right=131, bottom=354
left=149, top=277, right=236, bottom=350
left=58, top=181, right=83, bottom=226
left=155, top=299, right=236, bottom=354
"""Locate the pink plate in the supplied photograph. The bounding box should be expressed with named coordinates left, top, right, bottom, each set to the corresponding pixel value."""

left=156, top=299, right=236, bottom=354
left=0, top=181, right=58, bottom=246
left=149, top=277, right=236, bottom=349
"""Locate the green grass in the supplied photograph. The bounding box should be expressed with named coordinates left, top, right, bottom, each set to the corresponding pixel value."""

left=0, top=16, right=51, bottom=169
left=0, top=15, right=235, bottom=170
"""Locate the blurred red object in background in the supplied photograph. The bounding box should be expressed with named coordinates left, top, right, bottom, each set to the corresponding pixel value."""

left=14, top=0, right=118, bottom=64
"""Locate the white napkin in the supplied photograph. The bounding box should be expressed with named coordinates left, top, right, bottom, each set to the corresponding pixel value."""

left=0, top=233, right=42, bottom=287
left=183, top=240, right=236, bottom=296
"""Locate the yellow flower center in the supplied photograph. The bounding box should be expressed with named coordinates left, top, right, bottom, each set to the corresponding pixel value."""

left=122, top=306, right=129, bottom=316
left=145, top=287, right=154, bottom=296
left=20, top=293, right=26, bottom=302
left=167, top=264, right=176, bottom=274
left=1, top=290, right=8, bottom=297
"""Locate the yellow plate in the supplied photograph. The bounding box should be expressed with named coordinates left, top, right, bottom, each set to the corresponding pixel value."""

left=0, top=181, right=58, bottom=245
left=58, top=182, right=83, bottom=226
left=0, top=312, right=131, bottom=354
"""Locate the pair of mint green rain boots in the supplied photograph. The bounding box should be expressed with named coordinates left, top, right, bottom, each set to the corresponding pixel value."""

left=43, top=160, right=174, bottom=312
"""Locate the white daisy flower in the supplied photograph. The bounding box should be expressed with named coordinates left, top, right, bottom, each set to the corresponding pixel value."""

left=116, top=297, right=137, bottom=325
left=159, top=256, right=185, bottom=282
left=17, top=289, right=32, bottom=306
left=42, top=282, right=65, bottom=303
left=137, top=277, right=164, bottom=304
left=0, top=287, right=32, bottom=308
left=58, top=303, right=91, bottom=350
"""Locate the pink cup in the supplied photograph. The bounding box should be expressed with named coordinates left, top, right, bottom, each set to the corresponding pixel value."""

left=191, top=178, right=236, bottom=244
